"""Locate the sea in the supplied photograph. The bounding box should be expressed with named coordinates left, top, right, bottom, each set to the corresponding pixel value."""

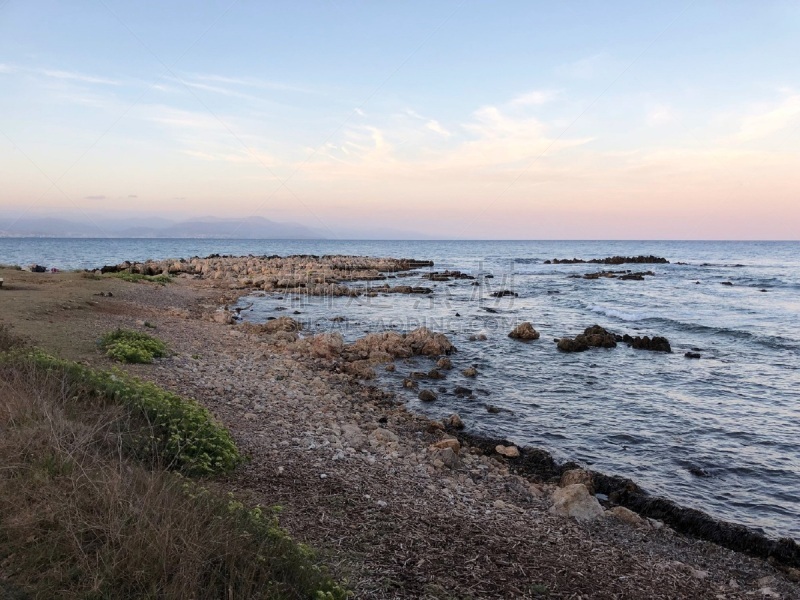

left=2, top=238, right=799, bottom=541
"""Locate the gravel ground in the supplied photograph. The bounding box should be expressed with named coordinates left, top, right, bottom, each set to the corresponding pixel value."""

left=2, top=268, right=798, bottom=599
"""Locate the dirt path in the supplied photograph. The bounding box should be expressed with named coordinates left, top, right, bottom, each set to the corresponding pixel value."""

left=1, top=267, right=797, bottom=599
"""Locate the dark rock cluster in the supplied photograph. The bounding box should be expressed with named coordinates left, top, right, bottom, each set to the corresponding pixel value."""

left=545, top=255, right=669, bottom=265
left=556, top=325, right=672, bottom=353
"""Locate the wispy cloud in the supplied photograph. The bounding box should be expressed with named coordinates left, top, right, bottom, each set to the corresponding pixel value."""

left=0, top=63, right=121, bottom=85
left=39, top=68, right=121, bottom=86
left=736, top=94, right=800, bottom=142
left=510, top=89, right=559, bottom=107
left=166, top=76, right=259, bottom=101
left=303, top=97, right=592, bottom=183
left=143, top=105, right=226, bottom=131
left=184, top=73, right=319, bottom=95
left=425, top=119, right=450, bottom=137
left=647, top=103, right=677, bottom=126
left=84, top=195, right=107, bottom=200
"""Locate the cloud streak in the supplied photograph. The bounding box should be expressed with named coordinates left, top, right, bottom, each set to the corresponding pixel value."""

left=736, top=94, right=800, bottom=142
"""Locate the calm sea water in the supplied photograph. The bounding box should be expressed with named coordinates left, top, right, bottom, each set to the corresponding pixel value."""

left=2, top=238, right=799, bottom=540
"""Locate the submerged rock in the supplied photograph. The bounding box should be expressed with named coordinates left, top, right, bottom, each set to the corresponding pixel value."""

left=621, top=334, right=672, bottom=353
left=490, top=290, right=518, bottom=298
left=418, top=389, right=437, bottom=402
left=436, top=357, right=453, bottom=370
left=445, top=413, right=465, bottom=429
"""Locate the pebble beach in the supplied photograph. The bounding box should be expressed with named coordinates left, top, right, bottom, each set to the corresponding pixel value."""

left=2, top=253, right=799, bottom=598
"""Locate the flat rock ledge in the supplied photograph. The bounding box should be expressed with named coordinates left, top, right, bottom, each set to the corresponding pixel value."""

left=95, top=254, right=435, bottom=296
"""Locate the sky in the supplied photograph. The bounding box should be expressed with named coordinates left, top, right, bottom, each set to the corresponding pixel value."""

left=1, top=0, right=799, bottom=239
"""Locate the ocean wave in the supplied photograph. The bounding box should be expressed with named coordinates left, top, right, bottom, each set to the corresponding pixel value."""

left=654, top=320, right=800, bottom=351
left=513, top=258, right=542, bottom=264
left=586, top=304, right=660, bottom=322
left=584, top=304, right=800, bottom=351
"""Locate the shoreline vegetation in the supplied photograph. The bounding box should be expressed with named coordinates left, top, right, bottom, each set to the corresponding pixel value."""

left=1, top=256, right=798, bottom=598
left=0, top=325, right=345, bottom=599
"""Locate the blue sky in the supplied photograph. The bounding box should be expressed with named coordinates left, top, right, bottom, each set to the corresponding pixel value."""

left=1, top=1, right=799, bottom=238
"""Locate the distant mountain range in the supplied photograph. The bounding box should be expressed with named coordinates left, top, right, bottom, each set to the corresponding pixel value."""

left=0, top=216, right=329, bottom=239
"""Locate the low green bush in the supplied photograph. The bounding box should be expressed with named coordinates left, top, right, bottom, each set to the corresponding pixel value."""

left=1, top=350, right=240, bottom=477
left=0, top=359, right=347, bottom=599
left=101, top=328, right=168, bottom=363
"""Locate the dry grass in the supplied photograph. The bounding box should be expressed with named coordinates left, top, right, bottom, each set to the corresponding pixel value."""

left=0, top=323, right=26, bottom=353
left=0, top=336, right=345, bottom=599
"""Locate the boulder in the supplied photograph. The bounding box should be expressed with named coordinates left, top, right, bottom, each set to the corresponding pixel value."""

left=495, top=444, right=520, bottom=458
left=436, top=357, right=453, bottom=370
left=430, top=447, right=461, bottom=469
left=405, top=327, right=455, bottom=356
left=345, top=360, right=376, bottom=379
left=556, top=325, right=616, bottom=352
left=582, top=325, right=617, bottom=348
left=684, top=352, right=701, bottom=359
left=490, top=290, right=518, bottom=297
left=262, top=316, right=302, bottom=333
left=432, top=438, right=461, bottom=453
left=213, top=310, right=234, bottom=325
left=445, top=413, right=465, bottom=429
left=418, top=389, right=437, bottom=402
left=508, top=322, right=540, bottom=340
left=549, top=484, right=604, bottom=521
left=308, top=332, right=344, bottom=359
left=341, top=424, right=367, bottom=450
left=556, top=337, right=588, bottom=352
left=621, top=334, right=671, bottom=353
left=559, top=468, right=595, bottom=494
left=369, top=428, right=399, bottom=446
left=462, top=366, right=477, bottom=377
left=606, top=506, right=649, bottom=528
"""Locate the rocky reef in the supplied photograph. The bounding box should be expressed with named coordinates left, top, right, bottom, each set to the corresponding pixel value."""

left=545, top=255, right=669, bottom=265
left=556, top=325, right=672, bottom=353
left=96, top=255, right=434, bottom=296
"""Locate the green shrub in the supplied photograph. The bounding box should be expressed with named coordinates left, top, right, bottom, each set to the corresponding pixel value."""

left=1, top=350, right=240, bottom=477
left=108, top=272, right=172, bottom=285
left=101, top=328, right=168, bottom=363
left=0, top=361, right=347, bottom=599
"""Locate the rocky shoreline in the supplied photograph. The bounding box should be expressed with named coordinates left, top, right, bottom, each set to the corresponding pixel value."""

left=3, top=258, right=798, bottom=598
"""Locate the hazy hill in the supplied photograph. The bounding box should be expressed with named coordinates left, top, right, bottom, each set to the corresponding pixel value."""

left=0, top=216, right=327, bottom=239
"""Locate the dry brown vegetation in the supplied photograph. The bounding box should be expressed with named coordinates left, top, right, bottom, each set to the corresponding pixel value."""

left=0, top=324, right=345, bottom=600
